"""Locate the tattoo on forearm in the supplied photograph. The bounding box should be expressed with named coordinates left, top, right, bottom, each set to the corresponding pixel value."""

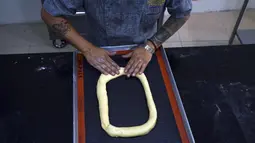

left=150, top=15, right=190, bottom=47
left=51, top=20, right=71, bottom=37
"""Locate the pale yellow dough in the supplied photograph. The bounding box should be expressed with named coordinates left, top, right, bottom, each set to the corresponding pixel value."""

left=96, top=67, right=157, bottom=137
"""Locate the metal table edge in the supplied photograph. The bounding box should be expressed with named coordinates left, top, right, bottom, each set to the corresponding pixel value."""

left=102, top=44, right=138, bottom=51
left=73, top=52, right=78, bottom=143
left=75, top=44, right=137, bottom=54
left=161, top=48, right=196, bottom=143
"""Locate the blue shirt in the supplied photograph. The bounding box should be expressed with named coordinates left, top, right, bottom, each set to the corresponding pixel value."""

left=43, top=0, right=192, bottom=46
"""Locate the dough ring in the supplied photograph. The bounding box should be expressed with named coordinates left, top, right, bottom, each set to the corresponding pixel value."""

left=96, top=67, right=157, bottom=137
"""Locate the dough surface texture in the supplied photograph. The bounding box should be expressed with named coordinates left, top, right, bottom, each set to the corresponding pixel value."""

left=96, top=67, right=157, bottom=137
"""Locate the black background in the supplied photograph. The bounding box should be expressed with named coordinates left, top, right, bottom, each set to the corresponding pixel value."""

left=0, top=53, right=73, bottom=143
left=166, top=44, right=255, bottom=143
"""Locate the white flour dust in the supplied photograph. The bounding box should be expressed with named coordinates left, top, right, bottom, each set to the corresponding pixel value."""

left=35, top=66, right=52, bottom=72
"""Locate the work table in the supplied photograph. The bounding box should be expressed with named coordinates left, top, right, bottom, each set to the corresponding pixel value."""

left=0, top=44, right=255, bottom=143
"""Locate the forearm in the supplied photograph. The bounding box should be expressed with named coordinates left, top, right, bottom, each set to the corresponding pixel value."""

left=150, top=15, right=190, bottom=48
left=41, top=8, right=95, bottom=53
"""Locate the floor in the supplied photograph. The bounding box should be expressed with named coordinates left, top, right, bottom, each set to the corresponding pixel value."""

left=0, top=10, right=255, bottom=55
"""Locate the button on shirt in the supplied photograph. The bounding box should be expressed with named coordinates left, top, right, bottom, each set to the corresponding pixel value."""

left=43, top=0, right=192, bottom=47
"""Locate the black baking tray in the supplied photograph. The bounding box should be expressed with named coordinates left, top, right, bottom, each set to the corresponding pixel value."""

left=83, top=55, right=182, bottom=143
left=166, top=44, right=255, bottom=143
left=0, top=53, right=73, bottom=143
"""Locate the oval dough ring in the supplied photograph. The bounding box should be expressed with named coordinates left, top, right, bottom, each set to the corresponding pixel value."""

left=96, top=67, right=157, bottom=137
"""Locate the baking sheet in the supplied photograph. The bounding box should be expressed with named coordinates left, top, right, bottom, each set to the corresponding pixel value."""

left=83, top=55, right=182, bottom=143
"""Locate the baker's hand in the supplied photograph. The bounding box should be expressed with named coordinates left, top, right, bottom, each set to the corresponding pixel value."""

left=123, top=45, right=153, bottom=77
left=83, top=47, right=120, bottom=75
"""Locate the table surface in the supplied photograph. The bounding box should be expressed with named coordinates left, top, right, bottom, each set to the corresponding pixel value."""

left=1, top=44, right=255, bottom=143
left=0, top=52, right=183, bottom=143
left=166, top=44, right=255, bottom=143
left=0, top=53, right=74, bottom=143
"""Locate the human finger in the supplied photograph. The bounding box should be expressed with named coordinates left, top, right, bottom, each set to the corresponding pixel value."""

left=99, top=59, right=116, bottom=76
left=94, top=57, right=113, bottom=75
left=100, top=64, right=113, bottom=75
left=122, top=52, right=132, bottom=58
left=124, top=56, right=135, bottom=74
left=127, top=58, right=140, bottom=77
left=95, top=64, right=108, bottom=75
left=139, top=63, right=148, bottom=74
left=106, top=56, right=120, bottom=74
left=106, top=50, right=116, bottom=56
left=132, top=60, right=143, bottom=76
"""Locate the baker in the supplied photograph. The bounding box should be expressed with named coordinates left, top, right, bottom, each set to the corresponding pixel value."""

left=41, top=0, right=192, bottom=76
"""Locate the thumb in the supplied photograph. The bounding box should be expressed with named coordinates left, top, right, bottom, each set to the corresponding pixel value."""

left=106, top=51, right=116, bottom=56
left=122, top=52, right=133, bottom=58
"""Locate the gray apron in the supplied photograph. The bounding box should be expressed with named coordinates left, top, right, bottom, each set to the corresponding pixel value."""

left=83, top=0, right=165, bottom=46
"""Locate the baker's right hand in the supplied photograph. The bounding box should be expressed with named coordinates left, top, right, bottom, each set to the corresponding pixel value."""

left=83, top=47, right=120, bottom=75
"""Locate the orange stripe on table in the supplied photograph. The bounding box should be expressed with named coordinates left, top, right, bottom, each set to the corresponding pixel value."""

left=156, top=50, right=189, bottom=143
left=77, top=54, right=86, bottom=143
left=116, top=50, right=132, bottom=55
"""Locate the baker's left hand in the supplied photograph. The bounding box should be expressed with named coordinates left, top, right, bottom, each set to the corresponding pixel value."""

left=123, top=42, right=154, bottom=77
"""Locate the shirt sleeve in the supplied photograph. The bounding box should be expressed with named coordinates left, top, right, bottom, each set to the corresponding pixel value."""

left=166, top=0, right=192, bottom=18
left=43, top=0, right=83, bottom=16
